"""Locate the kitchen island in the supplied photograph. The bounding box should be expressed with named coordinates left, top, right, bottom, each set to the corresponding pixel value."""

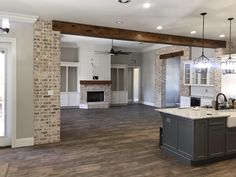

left=157, top=107, right=236, bottom=166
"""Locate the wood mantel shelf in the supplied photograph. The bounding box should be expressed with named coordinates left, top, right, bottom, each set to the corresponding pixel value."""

left=80, top=80, right=112, bottom=85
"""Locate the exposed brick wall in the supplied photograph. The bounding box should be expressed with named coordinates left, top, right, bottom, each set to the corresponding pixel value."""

left=155, top=46, right=190, bottom=108
left=33, top=20, right=61, bottom=145
left=213, top=48, right=223, bottom=97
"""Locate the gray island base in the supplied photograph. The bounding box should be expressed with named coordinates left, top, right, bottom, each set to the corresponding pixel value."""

left=157, top=108, right=236, bottom=166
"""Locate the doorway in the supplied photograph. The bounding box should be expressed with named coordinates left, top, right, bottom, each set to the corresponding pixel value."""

left=128, top=67, right=141, bottom=103
left=0, top=43, right=12, bottom=147
left=165, top=57, right=180, bottom=107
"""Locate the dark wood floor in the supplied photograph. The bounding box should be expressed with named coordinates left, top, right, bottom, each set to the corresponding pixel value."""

left=1, top=104, right=236, bottom=177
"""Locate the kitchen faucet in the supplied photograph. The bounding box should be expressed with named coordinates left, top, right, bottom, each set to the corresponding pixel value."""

left=215, top=93, right=227, bottom=110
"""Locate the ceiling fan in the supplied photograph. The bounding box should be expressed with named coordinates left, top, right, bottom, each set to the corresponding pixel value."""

left=95, top=39, right=132, bottom=56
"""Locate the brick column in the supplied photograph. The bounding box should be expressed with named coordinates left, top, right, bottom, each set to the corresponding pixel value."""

left=155, top=46, right=190, bottom=108
left=33, top=20, right=61, bottom=144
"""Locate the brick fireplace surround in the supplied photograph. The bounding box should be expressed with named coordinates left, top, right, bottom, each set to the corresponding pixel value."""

left=79, top=80, right=112, bottom=109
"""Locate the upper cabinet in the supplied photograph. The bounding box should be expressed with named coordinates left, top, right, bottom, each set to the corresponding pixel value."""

left=184, top=61, right=213, bottom=86
left=184, top=47, right=215, bottom=86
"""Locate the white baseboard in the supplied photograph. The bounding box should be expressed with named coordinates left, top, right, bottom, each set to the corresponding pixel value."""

left=142, top=101, right=156, bottom=107
left=79, top=104, right=88, bottom=109
left=12, top=137, right=34, bottom=148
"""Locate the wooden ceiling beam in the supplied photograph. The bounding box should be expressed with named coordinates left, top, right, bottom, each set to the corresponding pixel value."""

left=52, top=20, right=226, bottom=48
left=160, top=51, right=184, bottom=59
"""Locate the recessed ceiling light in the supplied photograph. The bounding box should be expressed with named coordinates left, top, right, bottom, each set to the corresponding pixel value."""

left=156, top=26, right=163, bottom=30
left=219, top=34, right=225, bottom=38
left=115, top=20, right=124, bottom=24
left=143, top=2, right=151, bottom=9
left=190, top=30, right=196, bottom=34
left=118, top=0, right=131, bottom=3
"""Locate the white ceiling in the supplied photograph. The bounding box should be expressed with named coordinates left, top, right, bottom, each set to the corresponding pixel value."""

left=61, top=34, right=157, bottom=50
left=1, top=0, right=236, bottom=40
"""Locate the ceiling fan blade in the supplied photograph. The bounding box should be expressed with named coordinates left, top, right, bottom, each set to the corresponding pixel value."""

left=94, top=51, right=110, bottom=54
left=115, top=51, right=132, bottom=55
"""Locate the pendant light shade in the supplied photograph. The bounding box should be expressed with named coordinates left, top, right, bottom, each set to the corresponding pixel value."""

left=221, top=18, right=236, bottom=74
left=193, top=12, right=211, bottom=73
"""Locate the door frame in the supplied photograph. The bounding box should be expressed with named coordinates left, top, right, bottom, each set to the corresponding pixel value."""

left=0, top=37, right=16, bottom=147
left=127, top=66, right=142, bottom=103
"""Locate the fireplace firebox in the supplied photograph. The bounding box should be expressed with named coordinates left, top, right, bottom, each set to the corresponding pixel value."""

left=87, top=91, right=104, bottom=102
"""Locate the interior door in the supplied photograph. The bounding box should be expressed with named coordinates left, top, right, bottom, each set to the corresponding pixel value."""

left=0, top=43, right=11, bottom=147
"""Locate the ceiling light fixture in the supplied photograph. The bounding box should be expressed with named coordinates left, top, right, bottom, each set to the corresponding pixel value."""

left=115, top=20, right=124, bottom=24
left=193, top=12, right=211, bottom=73
left=118, top=0, right=131, bottom=3
left=190, top=30, right=196, bottom=34
left=221, top=18, right=236, bottom=74
left=143, top=3, right=151, bottom=9
left=219, top=34, right=225, bottom=38
left=0, top=18, right=10, bottom=33
left=156, top=26, right=163, bottom=30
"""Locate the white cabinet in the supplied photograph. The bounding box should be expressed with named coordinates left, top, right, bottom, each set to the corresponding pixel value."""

left=111, top=64, right=128, bottom=105
left=60, top=62, right=79, bottom=107
left=184, top=61, right=213, bottom=86
left=111, top=91, right=128, bottom=105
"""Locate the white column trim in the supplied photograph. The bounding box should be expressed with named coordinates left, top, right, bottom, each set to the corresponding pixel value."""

left=13, top=137, right=34, bottom=148
left=0, top=37, right=17, bottom=148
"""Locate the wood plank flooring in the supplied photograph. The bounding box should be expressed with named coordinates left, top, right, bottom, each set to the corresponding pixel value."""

left=1, top=104, right=236, bottom=176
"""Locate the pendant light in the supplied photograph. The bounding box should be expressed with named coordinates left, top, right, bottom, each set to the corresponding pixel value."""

left=221, top=18, right=236, bottom=74
left=193, top=12, right=211, bottom=73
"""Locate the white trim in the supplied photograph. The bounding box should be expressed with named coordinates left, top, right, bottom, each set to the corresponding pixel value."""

left=0, top=37, right=17, bottom=148
left=128, top=66, right=142, bottom=102
left=0, top=11, right=38, bottom=23
left=79, top=104, right=88, bottom=109
left=12, top=137, right=34, bottom=148
left=142, top=101, right=156, bottom=107
left=60, top=62, right=79, bottom=67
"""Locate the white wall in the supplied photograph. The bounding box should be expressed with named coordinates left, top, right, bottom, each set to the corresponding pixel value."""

left=222, top=74, right=236, bottom=98
left=78, top=43, right=111, bottom=81
left=111, top=48, right=142, bottom=66
left=141, top=50, right=156, bottom=106
left=191, top=47, right=215, bottom=59
left=4, top=22, right=34, bottom=139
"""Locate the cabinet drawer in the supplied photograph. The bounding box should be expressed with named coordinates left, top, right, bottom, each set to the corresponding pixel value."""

left=209, top=118, right=226, bottom=126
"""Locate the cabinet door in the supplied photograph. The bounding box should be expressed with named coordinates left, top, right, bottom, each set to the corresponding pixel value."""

left=178, top=118, right=194, bottom=159
left=194, top=120, right=208, bottom=160
left=68, top=67, right=77, bottom=92
left=184, top=63, right=191, bottom=85
left=111, top=68, right=118, bottom=91
left=208, top=123, right=226, bottom=158
left=200, top=70, right=207, bottom=85
left=162, top=114, right=178, bottom=150
left=226, top=128, right=236, bottom=154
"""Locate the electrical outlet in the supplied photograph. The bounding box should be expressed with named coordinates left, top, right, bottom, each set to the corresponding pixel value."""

left=48, top=90, right=54, bottom=96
